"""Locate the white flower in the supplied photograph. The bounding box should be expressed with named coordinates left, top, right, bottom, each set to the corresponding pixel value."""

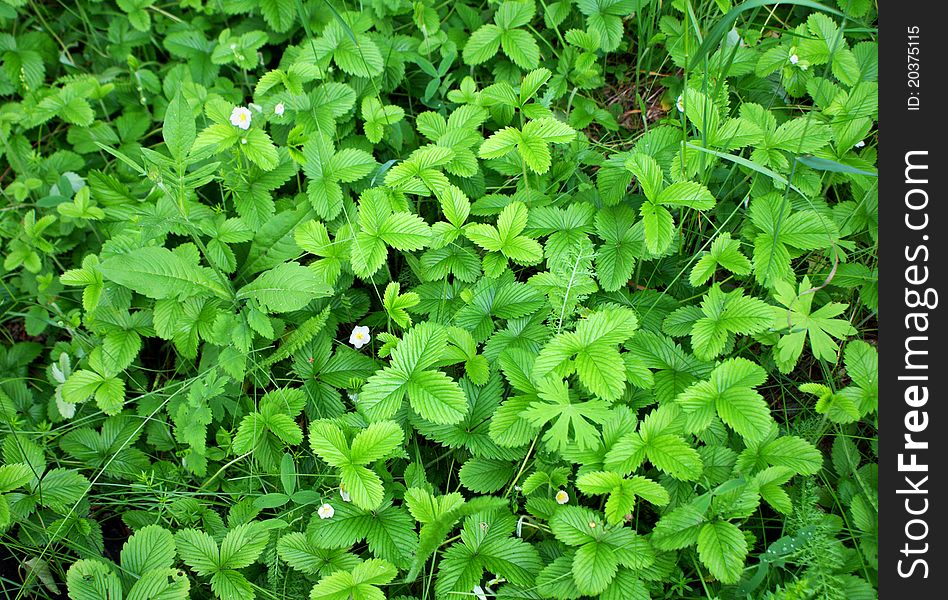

left=555, top=490, right=569, bottom=504
left=473, top=586, right=487, bottom=600
left=230, top=106, right=252, bottom=130
left=339, top=483, right=351, bottom=502
left=789, top=54, right=799, bottom=65
left=240, top=138, right=247, bottom=145
left=676, top=94, right=684, bottom=112
left=349, top=325, right=371, bottom=349
left=855, top=140, right=866, bottom=148
left=274, top=102, right=285, bottom=116
left=317, top=503, right=335, bottom=519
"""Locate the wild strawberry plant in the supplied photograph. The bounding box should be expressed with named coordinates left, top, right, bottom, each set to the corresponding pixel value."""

left=0, top=1, right=877, bottom=599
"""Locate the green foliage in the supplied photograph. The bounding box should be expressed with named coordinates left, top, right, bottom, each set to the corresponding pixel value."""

left=310, top=558, right=397, bottom=600
left=625, top=152, right=717, bottom=253
left=479, top=116, right=577, bottom=174
left=463, top=0, right=542, bottom=69
left=800, top=340, right=877, bottom=423
left=0, top=1, right=877, bottom=599
left=772, top=275, right=857, bottom=373
left=309, top=419, right=403, bottom=510
left=67, top=525, right=189, bottom=600
left=175, top=523, right=271, bottom=600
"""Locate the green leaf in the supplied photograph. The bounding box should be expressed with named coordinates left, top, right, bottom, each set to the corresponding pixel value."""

left=697, top=520, right=747, bottom=584
left=310, top=559, right=396, bottom=600
left=600, top=569, right=649, bottom=600
left=278, top=533, right=359, bottom=576
left=62, top=369, right=104, bottom=405
left=259, top=0, right=296, bottom=32
left=219, top=523, right=268, bottom=569
left=0, top=464, right=33, bottom=493
left=594, top=205, right=641, bottom=291
left=479, top=127, right=521, bottom=160
left=382, top=282, right=419, bottom=329
left=627, top=476, right=671, bottom=506
left=332, top=149, right=377, bottom=183
left=241, top=129, right=279, bottom=171
left=67, top=560, right=123, bottom=600
left=98, top=247, right=226, bottom=301
left=759, top=435, right=823, bottom=475
left=362, top=97, right=405, bottom=144
left=572, top=541, right=618, bottom=595
left=522, top=117, right=577, bottom=143
left=94, top=377, right=125, bottom=415
left=550, top=506, right=599, bottom=546
left=533, top=307, right=638, bottom=396
left=625, top=153, right=663, bottom=201
left=463, top=24, right=502, bottom=65
left=236, top=262, right=332, bottom=312
left=496, top=0, right=535, bottom=29
left=656, top=181, right=715, bottom=209
left=525, top=377, right=611, bottom=452
left=103, top=329, right=141, bottom=373
left=754, top=466, right=795, bottom=514
left=163, top=92, right=195, bottom=162
left=349, top=421, right=403, bottom=465
left=689, top=233, right=751, bottom=286
left=750, top=193, right=839, bottom=287
left=392, top=322, right=451, bottom=372
left=307, top=502, right=417, bottom=570
left=309, top=421, right=351, bottom=468
left=210, top=569, right=253, bottom=600
left=458, top=457, right=515, bottom=493
left=341, top=464, right=386, bottom=510
left=349, top=234, right=387, bottom=279
left=516, top=131, right=551, bottom=173
left=684, top=285, right=774, bottom=361
left=715, top=386, right=774, bottom=442
left=359, top=367, right=410, bottom=422
left=576, top=472, right=669, bottom=525
left=303, top=134, right=375, bottom=220
left=576, top=470, right=624, bottom=495
left=772, top=276, right=856, bottom=372
left=640, top=201, right=674, bottom=254
left=332, top=35, right=384, bottom=78
left=175, top=529, right=219, bottom=576
left=520, top=68, right=552, bottom=104
left=675, top=358, right=774, bottom=441
left=652, top=502, right=708, bottom=550
left=121, top=524, right=176, bottom=577
left=603, top=431, right=646, bottom=474
left=378, top=212, right=431, bottom=250
left=35, top=468, right=89, bottom=512
left=501, top=29, right=541, bottom=69
left=575, top=344, right=626, bottom=401
left=576, top=0, right=634, bottom=51
left=646, top=434, right=703, bottom=480
left=407, top=370, right=468, bottom=425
